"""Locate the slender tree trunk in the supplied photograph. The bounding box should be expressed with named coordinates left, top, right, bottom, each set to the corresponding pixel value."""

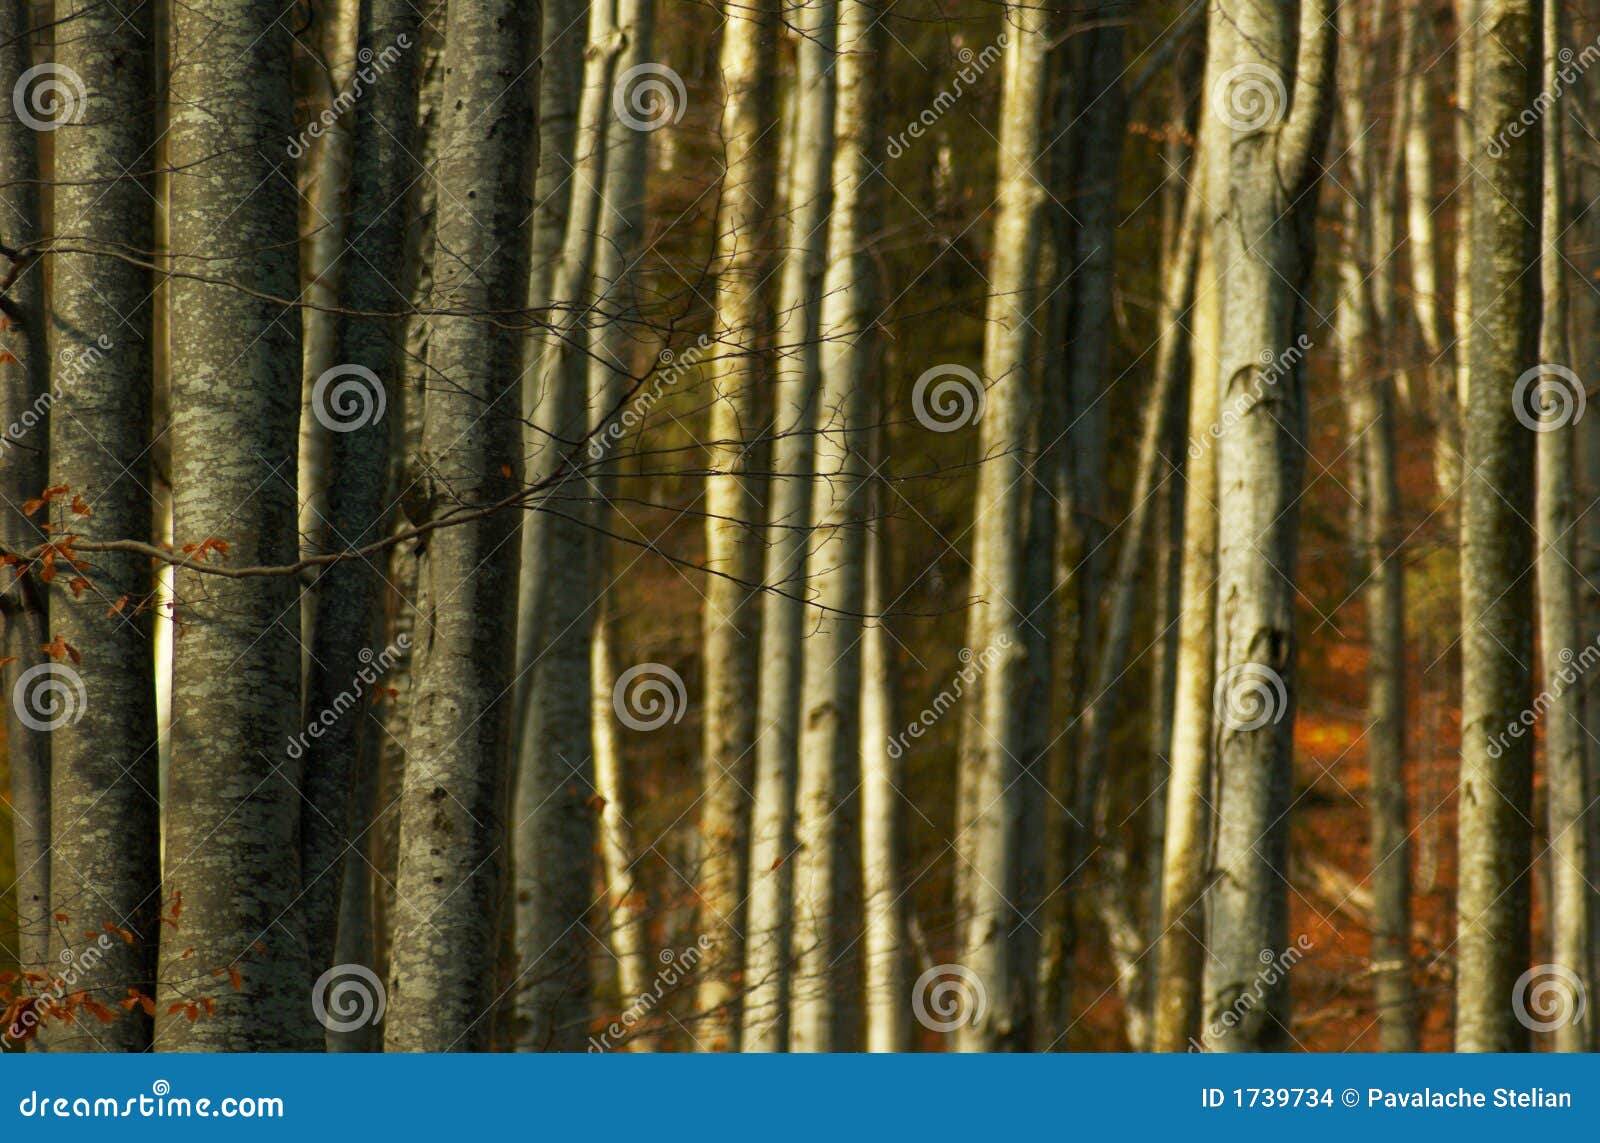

left=1454, top=0, right=1539, bottom=1055
left=301, top=0, right=421, bottom=1015
left=158, top=0, right=317, bottom=1050
left=585, top=0, right=657, bottom=1047
left=697, top=0, right=779, bottom=1051
left=1152, top=85, right=1223, bottom=1056
left=1534, top=0, right=1589, bottom=1054
left=953, top=0, right=1048, bottom=1053
left=0, top=0, right=51, bottom=1008
left=515, top=0, right=588, bottom=718
left=1334, top=0, right=1420, bottom=1053
left=513, top=0, right=619, bottom=1053
left=42, top=0, right=160, bottom=1053
left=743, top=0, right=836, bottom=1053
left=1201, top=0, right=1334, bottom=1052
left=861, top=475, right=905, bottom=1052
left=788, top=0, right=880, bottom=1052
left=386, top=0, right=536, bottom=1053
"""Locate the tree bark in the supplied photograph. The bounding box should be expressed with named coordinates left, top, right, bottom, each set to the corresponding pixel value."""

left=386, top=0, right=536, bottom=1053
left=1201, top=0, right=1334, bottom=1052
left=158, top=0, right=317, bottom=1050
left=953, top=0, right=1048, bottom=1053
left=1454, top=0, right=1539, bottom=1055
left=743, top=0, right=836, bottom=1053
left=44, top=0, right=161, bottom=1053
left=697, top=0, right=779, bottom=1051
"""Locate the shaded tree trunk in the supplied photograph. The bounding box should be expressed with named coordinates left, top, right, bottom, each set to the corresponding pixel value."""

left=386, top=0, right=536, bottom=1053
left=1454, top=0, right=1538, bottom=1055
left=158, top=0, right=317, bottom=1050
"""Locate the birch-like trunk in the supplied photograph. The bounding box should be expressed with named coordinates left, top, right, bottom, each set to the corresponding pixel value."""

left=861, top=477, right=906, bottom=1051
left=515, top=0, right=588, bottom=717
left=788, top=0, right=879, bottom=1052
left=0, top=0, right=51, bottom=1002
left=585, top=0, right=656, bottom=1044
left=44, top=1, right=160, bottom=1053
left=158, top=0, right=316, bottom=1050
left=1455, top=0, right=1538, bottom=1055
left=300, top=0, right=421, bottom=1010
left=743, top=0, right=836, bottom=1052
left=1201, top=0, right=1333, bottom=1052
left=1534, top=0, right=1589, bottom=1054
left=697, top=0, right=779, bottom=1051
left=953, top=1, right=1048, bottom=1053
left=386, top=0, right=536, bottom=1053
left=513, top=0, right=619, bottom=1051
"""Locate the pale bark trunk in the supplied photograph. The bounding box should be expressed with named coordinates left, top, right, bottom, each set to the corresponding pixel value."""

left=743, top=0, right=836, bottom=1053
left=512, top=0, right=617, bottom=1053
left=1152, top=211, right=1220, bottom=1053
left=953, top=1, right=1048, bottom=1053
left=585, top=0, right=656, bottom=1048
left=515, top=0, right=588, bottom=717
left=1201, top=0, right=1333, bottom=1052
left=158, top=0, right=317, bottom=1050
left=1455, top=0, right=1538, bottom=1054
left=697, top=0, right=779, bottom=1051
left=788, top=0, right=879, bottom=1052
left=386, top=0, right=536, bottom=1053
left=1535, top=0, right=1589, bottom=1054
left=44, top=0, right=160, bottom=1053
left=861, top=483, right=905, bottom=1051
left=0, top=0, right=51, bottom=1008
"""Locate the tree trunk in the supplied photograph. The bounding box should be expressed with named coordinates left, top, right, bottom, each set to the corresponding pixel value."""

left=158, top=0, right=317, bottom=1050
left=301, top=0, right=421, bottom=1020
left=1534, top=0, right=1589, bottom=1054
left=789, top=0, right=881, bottom=1052
left=743, top=0, right=836, bottom=1053
left=386, top=0, right=536, bottom=1053
left=42, top=0, right=160, bottom=1054
left=512, top=0, right=619, bottom=1053
left=0, top=0, right=52, bottom=1010
left=953, top=0, right=1048, bottom=1053
left=1454, top=0, right=1538, bottom=1055
left=1201, top=0, right=1333, bottom=1052
left=697, top=0, right=779, bottom=1051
